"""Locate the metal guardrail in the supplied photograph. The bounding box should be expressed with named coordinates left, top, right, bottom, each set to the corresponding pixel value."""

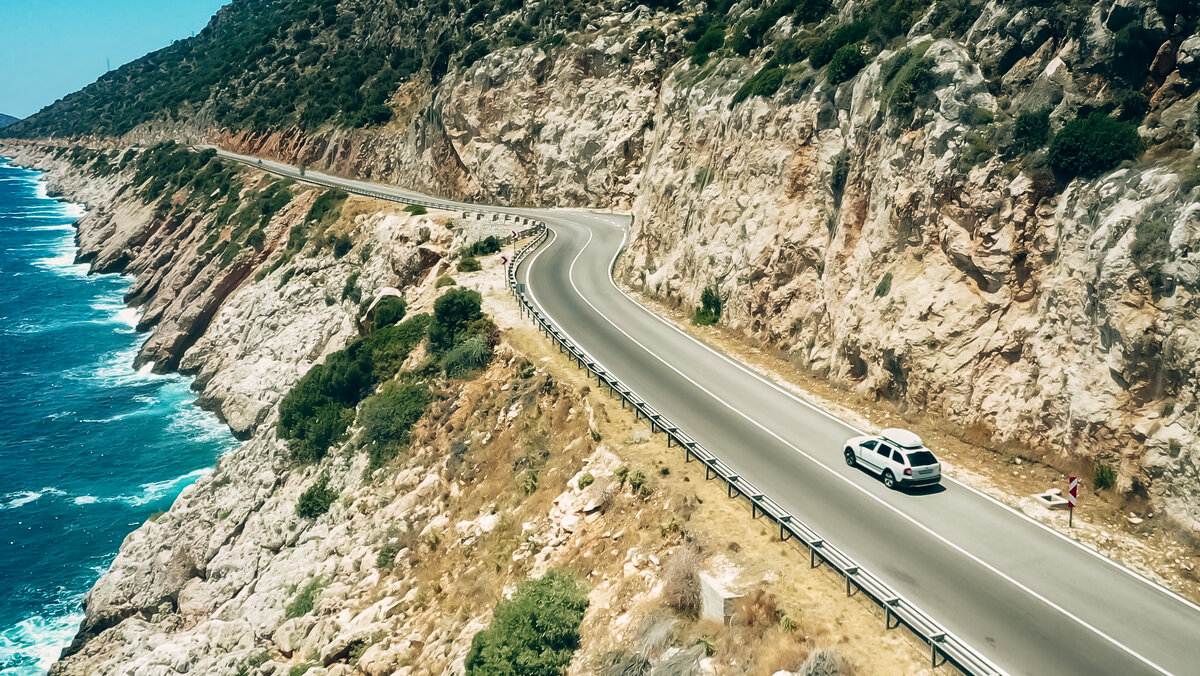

left=505, top=225, right=1005, bottom=676
left=227, top=148, right=1003, bottom=676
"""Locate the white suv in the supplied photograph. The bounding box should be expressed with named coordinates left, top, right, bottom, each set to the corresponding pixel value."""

left=844, top=428, right=941, bottom=489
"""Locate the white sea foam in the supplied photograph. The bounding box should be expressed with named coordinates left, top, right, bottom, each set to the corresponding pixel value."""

left=0, top=594, right=85, bottom=676
left=0, top=488, right=67, bottom=511
left=71, top=468, right=212, bottom=508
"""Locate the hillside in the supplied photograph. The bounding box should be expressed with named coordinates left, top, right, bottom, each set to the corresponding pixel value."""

left=0, top=114, right=17, bottom=128
left=4, top=0, right=1200, bottom=539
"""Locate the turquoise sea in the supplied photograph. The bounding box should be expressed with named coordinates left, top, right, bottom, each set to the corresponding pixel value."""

left=0, top=158, right=238, bottom=674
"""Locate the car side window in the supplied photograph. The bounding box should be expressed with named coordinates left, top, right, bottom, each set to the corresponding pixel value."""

left=876, top=443, right=891, bottom=457
left=892, top=450, right=904, bottom=464
left=861, top=440, right=877, bottom=450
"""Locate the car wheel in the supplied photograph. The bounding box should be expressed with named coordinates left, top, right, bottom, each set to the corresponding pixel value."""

left=844, top=448, right=856, bottom=467
left=882, top=471, right=896, bottom=489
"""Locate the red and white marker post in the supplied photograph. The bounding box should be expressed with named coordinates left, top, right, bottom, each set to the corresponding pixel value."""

left=1067, top=475, right=1079, bottom=527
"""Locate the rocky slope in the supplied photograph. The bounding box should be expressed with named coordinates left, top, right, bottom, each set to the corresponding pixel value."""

left=0, top=143, right=930, bottom=675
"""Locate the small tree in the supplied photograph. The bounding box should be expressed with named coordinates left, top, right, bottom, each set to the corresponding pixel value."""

left=372, top=295, right=407, bottom=328
left=429, top=288, right=483, bottom=354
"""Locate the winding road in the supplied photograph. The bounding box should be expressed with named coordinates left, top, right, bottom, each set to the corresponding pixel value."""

left=214, top=148, right=1200, bottom=676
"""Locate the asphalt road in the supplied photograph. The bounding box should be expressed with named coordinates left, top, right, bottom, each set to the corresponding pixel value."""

left=215, top=149, right=1200, bottom=675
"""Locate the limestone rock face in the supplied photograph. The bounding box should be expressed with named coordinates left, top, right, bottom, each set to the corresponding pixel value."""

left=613, top=2, right=1200, bottom=534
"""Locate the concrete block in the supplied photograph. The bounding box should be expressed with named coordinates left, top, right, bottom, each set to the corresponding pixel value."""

left=699, top=572, right=740, bottom=625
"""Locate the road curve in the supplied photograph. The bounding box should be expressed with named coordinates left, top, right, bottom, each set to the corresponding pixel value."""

left=215, top=148, right=1200, bottom=676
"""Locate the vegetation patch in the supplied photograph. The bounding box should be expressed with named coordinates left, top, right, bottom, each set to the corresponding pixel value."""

left=359, top=381, right=433, bottom=471
left=372, top=295, right=407, bottom=328
left=731, top=67, right=786, bottom=107
left=285, top=577, right=326, bottom=618
left=827, top=44, right=867, bottom=85
left=875, top=272, right=893, bottom=297
left=809, top=21, right=869, bottom=68
left=297, top=474, right=338, bottom=518
left=1047, top=114, right=1141, bottom=179
left=464, top=570, right=589, bottom=675
left=880, top=42, right=935, bottom=117
left=1013, top=109, right=1051, bottom=154
left=277, top=314, right=431, bottom=464
left=1129, top=215, right=1172, bottom=290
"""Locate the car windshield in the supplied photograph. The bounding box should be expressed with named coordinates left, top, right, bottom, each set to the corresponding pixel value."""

left=907, top=451, right=937, bottom=466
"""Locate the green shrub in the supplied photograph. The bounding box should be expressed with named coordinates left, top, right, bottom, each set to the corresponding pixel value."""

left=244, top=228, right=266, bottom=249
left=882, top=45, right=935, bottom=116
left=286, top=577, right=326, bottom=618
left=1093, top=463, right=1116, bottom=490
left=689, top=25, right=726, bottom=65
left=692, top=285, right=722, bottom=325
left=465, top=570, right=589, bottom=676
left=441, top=334, right=492, bottom=378
left=731, top=67, right=786, bottom=107
left=964, top=104, right=994, bottom=126
left=1013, top=109, right=1051, bottom=153
left=773, top=37, right=814, bottom=66
left=960, top=130, right=994, bottom=167
left=875, top=272, right=893, bottom=297
left=288, top=664, right=316, bottom=676
left=436, top=275, right=457, bottom=288
left=297, top=475, right=338, bottom=518
left=429, top=288, right=484, bottom=354
left=577, top=473, right=595, bottom=489
left=359, top=381, right=432, bottom=470
left=373, top=295, right=407, bottom=328
left=307, top=189, right=348, bottom=227
left=864, top=0, right=930, bottom=42
left=404, top=204, right=428, bottom=215
left=1115, top=89, right=1149, bottom=122
left=1047, top=114, right=1141, bottom=179
left=342, top=272, right=361, bottom=303
left=1112, top=23, right=1158, bottom=82
left=810, top=21, right=869, bottom=68
left=827, top=43, right=867, bottom=84
left=466, top=235, right=502, bottom=256
left=458, top=255, right=482, bottom=272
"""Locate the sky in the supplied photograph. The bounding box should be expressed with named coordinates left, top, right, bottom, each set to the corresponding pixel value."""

left=0, top=1, right=229, bottom=119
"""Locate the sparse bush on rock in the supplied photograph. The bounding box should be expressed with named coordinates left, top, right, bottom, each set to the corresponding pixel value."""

left=662, top=544, right=702, bottom=618
left=297, top=476, right=337, bottom=518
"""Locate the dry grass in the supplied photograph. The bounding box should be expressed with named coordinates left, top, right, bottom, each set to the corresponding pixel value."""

left=734, top=588, right=782, bottom=629
left=661, top=543, right=703, bottom=619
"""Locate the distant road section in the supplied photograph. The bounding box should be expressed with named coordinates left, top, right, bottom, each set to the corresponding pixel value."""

left=214, top=147, right=1200, bottom=676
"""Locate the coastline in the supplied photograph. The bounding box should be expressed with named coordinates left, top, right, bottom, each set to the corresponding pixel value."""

left=0, top=155, right=237, bottom=673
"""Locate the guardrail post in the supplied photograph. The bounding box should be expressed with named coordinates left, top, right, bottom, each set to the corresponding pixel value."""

left=845, top=567, right=858, bottom=597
